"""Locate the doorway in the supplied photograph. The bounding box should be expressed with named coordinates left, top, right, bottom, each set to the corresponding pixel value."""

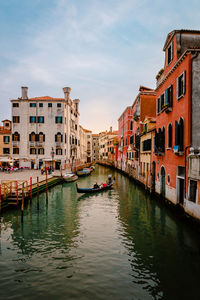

left=160, top=166, right=166, bottom=197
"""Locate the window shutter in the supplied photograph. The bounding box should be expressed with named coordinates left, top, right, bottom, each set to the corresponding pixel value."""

left=12, top=134, right=14, bottom=141
left=183, top=71, right=186, bottom=94
left=18, top=134, right=20, bottom=141
left=43, top=134, right=45, bottom=142
left=170, top=85, right=173, bottom=107
left=29, top=134, right=31, bottom=141
left=179, top=119, right=184, bottom=151
left=61, top=134, right=63, bottom=142
left=175, top=121, right=179, bottom=145
left=55, top=134, right=57, bottom=142
left=165, top=89, right=168, bottom=105
left=35, top=134, right=39, bottom=142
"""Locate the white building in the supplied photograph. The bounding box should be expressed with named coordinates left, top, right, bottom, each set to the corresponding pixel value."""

left=11, top=86, right=80, bottom=170
left=79, top=126, right=92, bottom=164
left=92, top=134, right=99, bottom=161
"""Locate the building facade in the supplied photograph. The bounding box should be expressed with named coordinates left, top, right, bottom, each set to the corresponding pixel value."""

left=0, top=120, right=12, bottom=165
left=153, top=30, right=200, bottom=213
left=11, top=86, right=80, bottom=169
left=92, top=134, right=99, bottom=161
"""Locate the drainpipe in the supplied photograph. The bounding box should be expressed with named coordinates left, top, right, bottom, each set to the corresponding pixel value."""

left=184, top=144, right=191, bottom=199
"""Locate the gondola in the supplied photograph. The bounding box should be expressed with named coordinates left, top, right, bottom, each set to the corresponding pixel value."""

left=76, top=180, right=115, bottom=194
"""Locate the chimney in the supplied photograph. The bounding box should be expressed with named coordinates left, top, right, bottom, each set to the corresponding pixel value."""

left=73, top=98, right=80, bottom=112
left=21, top=86, right=28, bottom=99
left=110, top=126, right=112, bottom=133
left=63, top=87, right=71, bottom=102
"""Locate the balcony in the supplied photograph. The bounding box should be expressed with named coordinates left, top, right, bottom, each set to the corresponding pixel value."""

left=56, top=141, right=63, bottom=147
left=29, top=141, right=35, bottom=147
left=173, top=145, right=184, bottom=156
left=163, top=103, right=172, bottom=114
left=12, top=141, right=19, bottom=146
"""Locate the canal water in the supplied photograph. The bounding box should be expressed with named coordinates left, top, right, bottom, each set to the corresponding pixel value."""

left=0, top=165, right=200, bottom=300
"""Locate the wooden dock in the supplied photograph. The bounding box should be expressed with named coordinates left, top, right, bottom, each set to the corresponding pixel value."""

left=0, top=175, right=62, bottom=211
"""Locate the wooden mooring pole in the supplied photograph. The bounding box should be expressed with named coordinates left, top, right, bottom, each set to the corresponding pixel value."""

left=37, top=177, right=39, bottom=210
left=45, top=171, right=48, bottom=204
left=16, top=181, right=18, bottom=207
left=21, top=183, right=24, bottom=223
left=30, top=177, right=32, bottom=202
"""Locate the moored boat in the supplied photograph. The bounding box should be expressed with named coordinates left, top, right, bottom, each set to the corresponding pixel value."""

left=63, top=173, right=78, bottom=182
left=76, top=168, right=92, bottom=177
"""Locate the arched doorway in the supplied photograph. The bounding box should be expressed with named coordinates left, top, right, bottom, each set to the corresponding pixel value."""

left=152, top=161, right=156, bottom=192
left=160, top=166, right=166, bottom=197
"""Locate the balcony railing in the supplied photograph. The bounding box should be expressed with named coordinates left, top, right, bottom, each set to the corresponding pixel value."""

left=12, top=141, right=19, bottom=146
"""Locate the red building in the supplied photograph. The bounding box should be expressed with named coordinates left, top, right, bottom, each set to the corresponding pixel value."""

left=117, top=106, right=133, bottom=170
left=129, top=86, right=156, bottom=177
left=152, top=30, right=200, bottom=218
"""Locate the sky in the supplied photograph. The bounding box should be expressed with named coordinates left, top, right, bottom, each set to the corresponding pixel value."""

left=0, top=0, right=200, bottom=133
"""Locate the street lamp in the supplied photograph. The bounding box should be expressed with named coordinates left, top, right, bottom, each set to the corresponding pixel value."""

left=51, top=147, right=55, bottom=172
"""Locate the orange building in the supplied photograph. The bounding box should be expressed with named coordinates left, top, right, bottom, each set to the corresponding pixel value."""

left=152, top=30, right=200, bottom=219
left=129, top=86, right=156, bottom=178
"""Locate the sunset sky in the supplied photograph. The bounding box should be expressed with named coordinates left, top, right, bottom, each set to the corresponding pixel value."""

left=0, top=0, right=200, bottom=132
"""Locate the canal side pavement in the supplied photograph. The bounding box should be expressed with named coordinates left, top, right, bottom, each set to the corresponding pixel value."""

left=0, top=169, right=71, bottom=183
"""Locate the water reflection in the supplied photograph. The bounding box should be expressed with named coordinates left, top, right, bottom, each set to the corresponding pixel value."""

left=0, top=165, right=200, bottom=300
left=116, top=174, right=200, bottom=299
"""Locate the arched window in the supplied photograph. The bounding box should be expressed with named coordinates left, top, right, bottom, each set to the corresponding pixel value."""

left=12, top=131, right=20, bottom=141
left=55, top=132, right=63, bottom=142
left=39, top=132, right=45, bottom=142
left=179, top=118, right=184, bottom=151
left=29, top=132, right=36, bottom=142
left=168, top=123, right=172, bottom=148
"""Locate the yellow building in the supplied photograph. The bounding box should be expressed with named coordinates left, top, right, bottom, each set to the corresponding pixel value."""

left=0, top=120, right=12, bottom=166
left=139, top=117, right=156, bottom=188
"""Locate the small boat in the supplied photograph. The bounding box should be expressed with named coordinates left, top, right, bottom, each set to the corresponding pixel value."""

left=76, top=179, right=115, bottom=194
left=76, top=168, right=92, bottom=177
left=63, top=173, right=78, bottom=182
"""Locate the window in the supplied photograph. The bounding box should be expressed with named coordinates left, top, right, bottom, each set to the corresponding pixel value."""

left=5, top=123, right=9, bottom=127
left=174, top=118, right=184, bottom=152
left=13, top=103, right=19, bottom=107
left=167, top=175, right=170, bottom=184
left=177, top=72, right=186, bottom=99
left=30, top=103, right=36, bottom=107
left=157, top=97, right=161, bottom=114
left=48, top=103, right=52, bottom=107
left=39, top=132, right=45, bottom=142
left=164, top=85, right=173, bottom=108
left=13, top=116, right=20, bottom=123
left=75, top=124, right=77, bottom=130
left=38, top=148, right=45, bottom=155
left=37, top=116, right=44, bottom=123
left=39, top=103, right=43, bottom=107
left=12, top=132, right=20, bottom=141
left=55, top=116, right=63, bottom=123
left=142, top=139, right=151, bottom=151
left=30, top=148, right=37, bottom=155
left=160, top=93, right=165, bottom=110
left=56, top=148, right=62, bottom=155
left=55, top=132, right=63, bottom=142
left=29, top=132, right=36, bottom=142
left=13, top=147, right=19, bottom=154
left=130, top=121, right=133, bottom=131
left=30, top=116, right=36, bottom=123
left=57, top=103, right=61, bottom=107
left=155, top=127, right=165, bottom=154
left=3, top=136, right=10, bottom=144
left=3, top=148, right=10, bottom=154
left=167, top=41, right=173, bottom=65
left=168, top=123, right=172, bottom=148
left=130, top=135, right=134, bottom=145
